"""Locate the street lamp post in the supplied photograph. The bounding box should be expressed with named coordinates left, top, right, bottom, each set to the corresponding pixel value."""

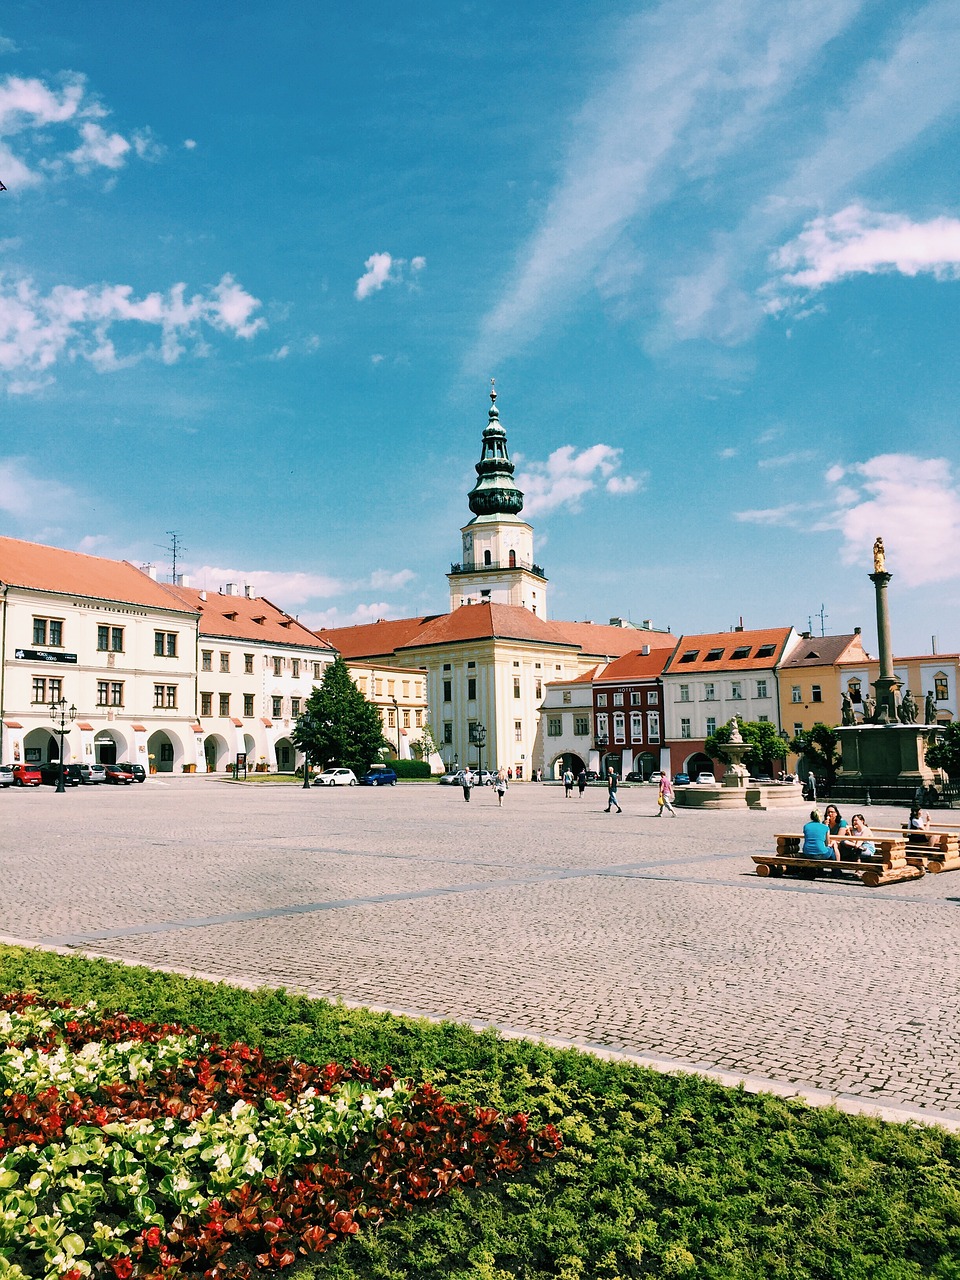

left=475, top=722, right=487, bottom=778
left=391, top=697, right=402, bottom=759
left=48, top=697, right=77, bottom=793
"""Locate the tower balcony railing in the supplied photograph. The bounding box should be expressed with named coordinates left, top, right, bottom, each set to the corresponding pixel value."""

left=450, top=559, right=546, bottom=578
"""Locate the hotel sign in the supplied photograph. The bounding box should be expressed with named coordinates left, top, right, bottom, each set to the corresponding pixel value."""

left=14, top=649, right=78, bottom=664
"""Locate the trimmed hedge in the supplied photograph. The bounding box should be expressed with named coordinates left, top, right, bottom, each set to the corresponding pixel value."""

left=392, top=760, right=432, bottom=779
left=2, top=946, right=960, bottom=1279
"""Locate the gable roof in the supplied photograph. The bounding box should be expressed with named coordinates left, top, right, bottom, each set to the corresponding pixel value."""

left=592, top=647, right=673, bottom=682
left=162, top=584, right=335, bottom=651
left=318, top=615, right=442, bottom=660
left=0, top=536, right=198, bottom=615
left=778, top=633, right=870, bottom=669
left=662, top=627, right=795, bottom=674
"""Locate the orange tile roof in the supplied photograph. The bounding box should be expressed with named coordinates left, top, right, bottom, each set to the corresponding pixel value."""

left=399, top=604, right=577, bottom=650
left=593, top=648, right=673, bottom=681
left=318, top=615, right=442, bottom=659
left=779, top=634, right=869, bottom=668
left=163, top=584, right=335, bottom=651
left=662, top=627, right=794, bottom=674
left=0, top=536, right=199, bottom=614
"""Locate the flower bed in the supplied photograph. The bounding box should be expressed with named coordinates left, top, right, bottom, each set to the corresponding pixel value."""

left=0, top=994, right=561, bottom=1280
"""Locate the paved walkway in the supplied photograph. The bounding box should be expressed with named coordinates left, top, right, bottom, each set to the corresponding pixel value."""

left=3, top=777, right=959, bottom=1127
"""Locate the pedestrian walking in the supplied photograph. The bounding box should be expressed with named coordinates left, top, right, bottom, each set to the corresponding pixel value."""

left=563, top=768, right=574, bottom=798
left=604, top=767, right=622, bottom=813
left=658, top=773, right=677, bottom=817
left=806, top=770, right=817, bottom=803
left=495, top=766, right=508, bottom=807
left=461, top=767, right=474, bottom=803
left=577, top=769, right=587, bottom=798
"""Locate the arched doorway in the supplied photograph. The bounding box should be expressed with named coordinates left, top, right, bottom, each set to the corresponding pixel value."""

left=147, top=729, right=180, bottom=773
left=243, top=733, right=256, bottom=767
left=634, top=751, right=657, bottom=780
left=551, top=752, right=585, bottom=779
left=23, top=727, right=58, bottom=765
left=203, top=734, right=231, bottom=773
left=685, top=751, right=714, bottom=780
left=274, top=737, right=294, bottom=773
left=94, top=729, right=127, bottom=765
left=602, top=751, right=622, bottom=778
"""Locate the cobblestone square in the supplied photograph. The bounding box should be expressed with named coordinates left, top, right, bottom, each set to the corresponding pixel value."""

left=3, top=776, right=959, bottom=1126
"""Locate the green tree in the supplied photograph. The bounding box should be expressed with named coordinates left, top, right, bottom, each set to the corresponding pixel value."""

left=704, top=718, right=789, bottom=774
left=789, top=722, right=842, bottom=785
left=411, top=722, right=441, bottom=765
left=292, top=656, right=387, bottom=776
left=925, top=723, right=960, bottom=778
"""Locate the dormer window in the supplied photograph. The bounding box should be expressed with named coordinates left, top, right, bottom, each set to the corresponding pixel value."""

left=705, top=648, right=723, bottom=662
left=224, top=611, right=238, bottom=621
left=731, top=646, right=750, bottom=660
left=679, top=650, right=699, bottom=663
left=756, top=644, right=776, bottom=658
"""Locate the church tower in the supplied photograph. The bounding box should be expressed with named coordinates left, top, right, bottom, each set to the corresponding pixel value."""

left=447, top=383, right=548, bottom=617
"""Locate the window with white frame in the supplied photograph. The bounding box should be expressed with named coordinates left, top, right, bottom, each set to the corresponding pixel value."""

left=613, top=712, right=626, bottom=743
left=596, top=712, right=609, bottom=739
left=631, top=691, right=641, bottom=705
left=597, top=693, right=607, bottom=707
left=647, top=711, right=661, bottom=742
left=680, top=718, right=691, bottom=739
left=562, top=690, right=572, bottom=704
left=756, top=679, right=768, bottom=698
left=630, top=711, right=643, bottom=739
left=679, top=684, right=690, bottom=702
left=706, top=716, right=716, bottom=737
left=704, top=683, right=716, bottom=700
left=791, top=685, right=802, bottom=702
left=514, top=719, right=523, bottom=741
left=730, top=681, right=742, bottom=700
left=613, top=692, right=624, bottom=707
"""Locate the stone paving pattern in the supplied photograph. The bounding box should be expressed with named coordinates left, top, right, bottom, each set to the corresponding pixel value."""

left=3, top=777, right=959, bottom=1123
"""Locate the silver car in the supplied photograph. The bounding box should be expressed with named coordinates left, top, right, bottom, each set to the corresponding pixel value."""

left=79, top=763, right=107, bottom=784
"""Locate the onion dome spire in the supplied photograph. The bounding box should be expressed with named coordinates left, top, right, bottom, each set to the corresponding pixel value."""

left=467, top=380, right=525, bottom=517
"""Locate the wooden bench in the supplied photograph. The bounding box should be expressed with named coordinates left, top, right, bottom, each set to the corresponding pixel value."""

left=754, top=835, right=923, bottom=888
left=871, top=827, right=960, bottom=873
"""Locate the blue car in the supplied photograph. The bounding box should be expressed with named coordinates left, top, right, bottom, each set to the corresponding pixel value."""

left=360, top=765, right=398, bottom=786
left=673, top=772, right=690, bottom=785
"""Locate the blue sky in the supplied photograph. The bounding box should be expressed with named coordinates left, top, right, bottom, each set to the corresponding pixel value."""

left=1, top=1, right=959, bottom=654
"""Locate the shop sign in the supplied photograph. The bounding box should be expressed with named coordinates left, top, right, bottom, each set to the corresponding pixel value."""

left=14, top=648, right=78, bottom=664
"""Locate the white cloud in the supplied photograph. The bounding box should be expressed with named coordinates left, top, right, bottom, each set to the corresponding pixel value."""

left=189, top=566, right=345, bottom=606
left=183, top=138, right=197, bottom=150
left=771, top=204, right=960, bottom=294
left=369, top=568, right=415, bottom=590
left=0, top=456, right=76, bottom=518
left=0, top=36, right=20, bottom=55
left=733, top=503, right=804, bottom=525
left=354, top=252, right=426, bottom=300
left=517, top=443, right=643, bottom=516
left=757, top=450, right=816, bottom=470
left=469, top=0, right=866, bottom=367
left=718, top=447, right=739, bottom=459
left=370, top=353, right=384, bottom=365
left=823, top=454, right=960, bottom=585
left=0, top=272, right=266, bottom=388
left=268, top=345, right=290, bottom=361
left=309, top=602, right=394, bottom=629
left=0, top=72, right=153, bottom=187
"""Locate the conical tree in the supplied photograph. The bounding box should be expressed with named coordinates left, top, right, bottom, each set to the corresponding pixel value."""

left=292, top=656, right=387, bottom=777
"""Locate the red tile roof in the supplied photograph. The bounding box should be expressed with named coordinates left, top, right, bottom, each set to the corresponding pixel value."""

left=0, top=536, right=199, bottom=614
left=323, top=604, right=674, bottom=660
left=662, top=627, right=795, bottom=674
left=163, top=584, right=335, bottom=651
left=593, top=648, right=672, bottom=682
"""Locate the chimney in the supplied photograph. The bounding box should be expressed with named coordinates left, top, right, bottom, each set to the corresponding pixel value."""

left=199, top=590, right=207, bottom=602
left=244, top=584, right=254, bottom=599
left=609, top=617, right=623, bottom=627
left=139, top=563, right=158, bottom=581
left=173, top=573, right=191, bottom=588
left=224, top=582, right=238, bottom=596
left=641, top=644, right=650, bottom=656
left=932, top=635, right=938, bottom=654
left=854, top=626, right=861, bottom=635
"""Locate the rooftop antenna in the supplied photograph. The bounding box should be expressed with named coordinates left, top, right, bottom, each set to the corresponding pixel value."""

left=156, top=531, right=186, bottom=583
left=816, top=603, right=828, bottom=637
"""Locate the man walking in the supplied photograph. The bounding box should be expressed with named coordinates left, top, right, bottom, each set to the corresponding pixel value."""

left=461, top=767, right=474, bottom=802
left=577, top=769, right=587, bottom=798
left=604, top=767, right=622, bottom=813
left=563, top=767, right=574, bottom=798
left=658, top=773, right=677, bottom=817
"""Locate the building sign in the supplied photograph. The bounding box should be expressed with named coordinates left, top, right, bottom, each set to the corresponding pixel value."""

left=14, top=648, right=78, bottom=664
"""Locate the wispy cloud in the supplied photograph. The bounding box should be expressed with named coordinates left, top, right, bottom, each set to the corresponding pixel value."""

left=188, top=566, right=345, bottom=605
left=354, top=252, right=425, bottom=300
left=309, top=602, right=395, bottom=629
left=767, top=204, right=960, bottom=305
left=0, top=272, right=266, bottom=389
left=733, top=502, right=805, bottom=526
left=0, top=71, right=155, bottom=188
left=822, top=454, right=960, bottom=585
left=517, top=443, right=643, bottom=516
left=369, top=568, right=415, bottom=590
left=757, top=450, right=816, bottom=470
left=0, top=456, right=76, bottom=519
left=468, top=0, right=866, bottom=367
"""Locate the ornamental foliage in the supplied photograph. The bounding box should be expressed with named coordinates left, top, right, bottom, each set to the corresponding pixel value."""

left=0, top=993, right=560, bottom=1280
left=704, top=718, right=788, bottom=772
left=291, top=656, right=387, bottom=776
left=789, top=721, right=842, bottom=784
left=926, top=721, right=960, bottom=778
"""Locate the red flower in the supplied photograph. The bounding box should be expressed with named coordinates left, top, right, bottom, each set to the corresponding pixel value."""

left=143, top=1225, right=162, bottom=1249
left=110, top=1259, right=134, bottom=1279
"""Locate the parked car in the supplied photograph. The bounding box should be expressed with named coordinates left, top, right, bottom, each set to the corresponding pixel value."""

left=104, top=763, right=135, bottom=785
left=39, top=763, right=82, bottom=787
left=0, top=765, right=13, bottom=789
left=583, top=769, right=600, bottom=782
left=649, top=770, right=665, bottom=785
left=360, top=765, right=398, bottom=786
left=79, top=764, right=106, bottom=785
left=673, top=772, right=690, bottom=785
left=117, top=761, right=147, bottom=783
left=438, top=771, right=460, bottom=785
left=696, top=772, right=716, bottom=785
left=624, top=771, right=643, bottom=783
left=11, top=764, right=41, bottom=786
left=314, top=767, right=358, bottom=787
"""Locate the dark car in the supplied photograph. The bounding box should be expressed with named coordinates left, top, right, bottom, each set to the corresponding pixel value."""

left=104, top=763, right=134, bottom=785
left=39, top=763, right=82, bottom=787
left=117, top=761, right=147, bottom=783
left=12, top=764, right=41, bottom=786
left=360, top=765, right=398, bottom=786
left=673, top=772, right=690, bottom=785
left=624, top=771, right=643, bottom=783
left=583, top=769, right=600, bottom=782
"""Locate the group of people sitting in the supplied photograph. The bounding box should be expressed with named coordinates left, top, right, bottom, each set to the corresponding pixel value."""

left=802, top=803, right=933, bottom=863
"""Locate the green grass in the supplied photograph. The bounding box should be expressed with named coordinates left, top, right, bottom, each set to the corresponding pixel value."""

left=2, top=945, right=959, bottom=1279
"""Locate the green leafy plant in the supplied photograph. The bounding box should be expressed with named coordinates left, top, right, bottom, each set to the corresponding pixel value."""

left=789, top=721, right=842, bottom=785
left=925, top=721, right=960, bottom=778
left=704, top=718, right=788, bottom=774
left=292, top=657, right=388, bottom=777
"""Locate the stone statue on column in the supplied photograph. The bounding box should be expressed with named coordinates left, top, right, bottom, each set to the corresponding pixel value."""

left=873, top=537, right=885, bottom=572
left=841, top=691, right=855, bottom=725
left=925, top=690, right=937, bottom=725
left=899, top=689, right=918, bottom=724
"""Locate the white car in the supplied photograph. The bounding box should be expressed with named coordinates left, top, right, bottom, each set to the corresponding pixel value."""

left=314, top=768, right=358, bottom=787
left=696, top=772, right=716, bottom=785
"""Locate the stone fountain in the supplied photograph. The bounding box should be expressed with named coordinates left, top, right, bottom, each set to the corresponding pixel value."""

left=675, top=716, right=803, bottom=811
